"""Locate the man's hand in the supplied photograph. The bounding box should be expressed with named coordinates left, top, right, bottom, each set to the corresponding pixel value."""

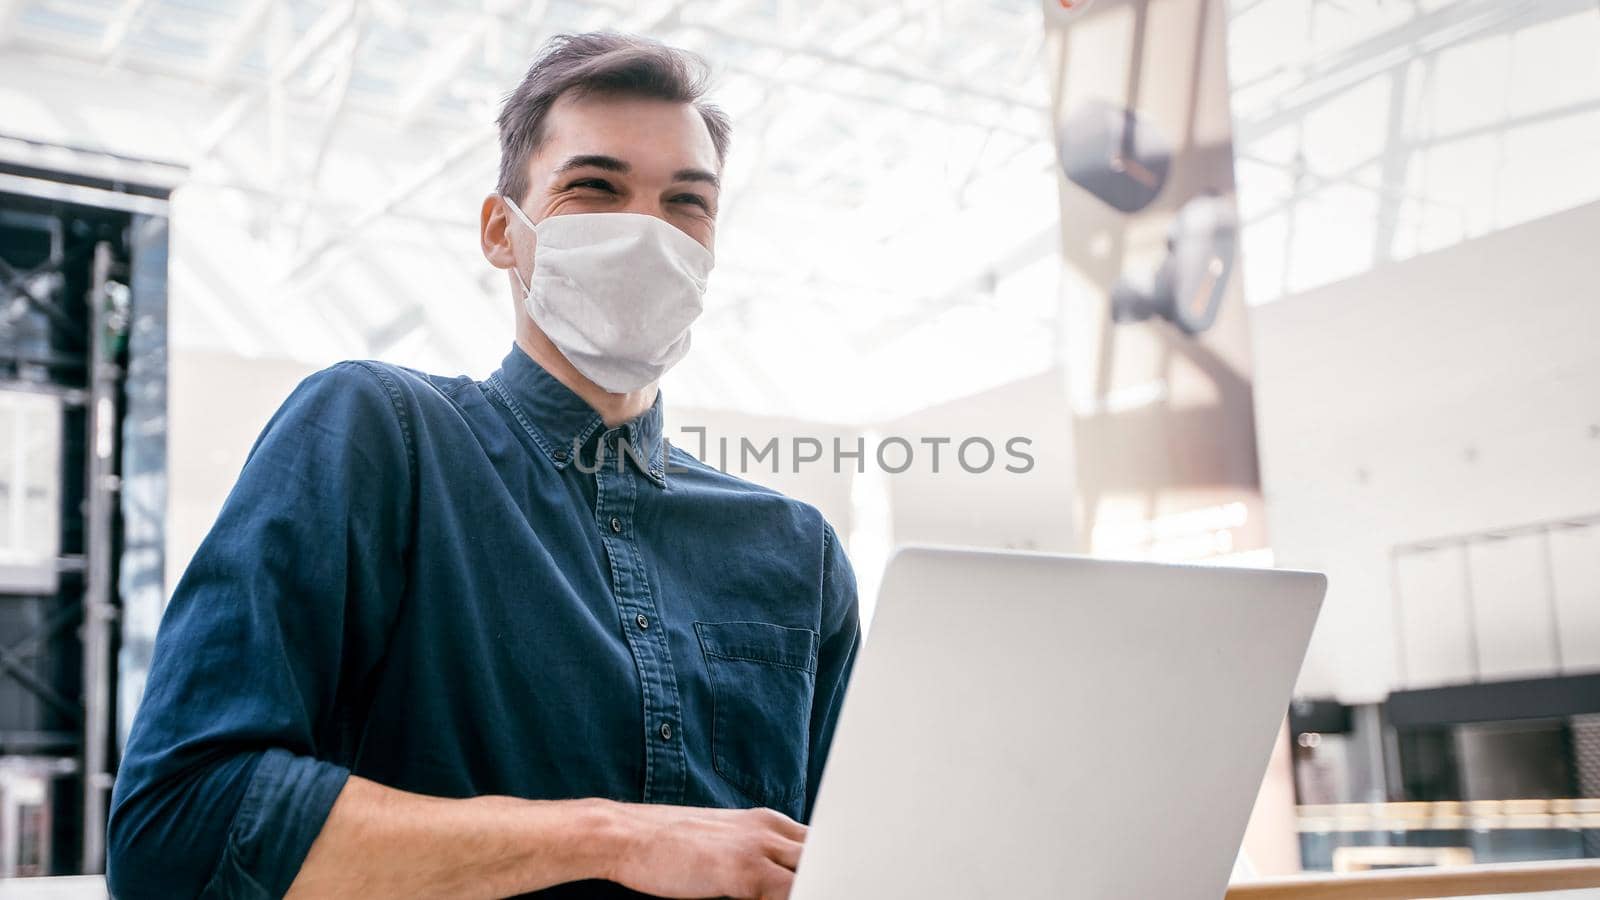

left=604, top=802, right=807, bottom=900
left=282, top=777, right=808, bottom=900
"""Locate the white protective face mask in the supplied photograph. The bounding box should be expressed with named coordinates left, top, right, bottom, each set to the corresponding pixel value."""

left=501, top=198, right=714, bottom=393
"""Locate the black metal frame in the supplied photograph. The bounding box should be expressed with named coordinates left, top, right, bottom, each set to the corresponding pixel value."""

left=1, top=155, right=170, bottom=875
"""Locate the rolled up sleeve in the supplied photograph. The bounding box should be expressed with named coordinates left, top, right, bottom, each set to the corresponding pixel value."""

left=801, top=522, right=861, bottom=824
left=107, top=361, right=413, bottom=900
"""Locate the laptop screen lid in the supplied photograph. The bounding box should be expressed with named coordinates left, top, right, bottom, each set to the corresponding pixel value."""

left=792, top=546, right=1326, bottom=900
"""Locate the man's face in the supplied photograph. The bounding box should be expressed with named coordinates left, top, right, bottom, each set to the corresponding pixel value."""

left=519, top=92, right=721, bottom=251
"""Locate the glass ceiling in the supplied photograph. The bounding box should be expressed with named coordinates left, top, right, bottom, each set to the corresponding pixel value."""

left=1, top=0, right=1061, bottom=425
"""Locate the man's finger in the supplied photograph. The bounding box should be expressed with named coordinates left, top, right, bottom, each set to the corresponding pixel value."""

left=755, top=807, right=807, bottom=842
left=756, top=858, right=795, bottom=900
left=765, top=834, right=804, bottom=871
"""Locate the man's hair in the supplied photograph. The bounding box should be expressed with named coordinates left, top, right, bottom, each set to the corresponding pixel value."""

left=496, top=32, right=732, bottom=205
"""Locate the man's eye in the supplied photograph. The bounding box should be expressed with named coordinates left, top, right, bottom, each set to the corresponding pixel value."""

left=672, top=194, right=710, bottom=210
left=570, top=179, right=616, bottom=193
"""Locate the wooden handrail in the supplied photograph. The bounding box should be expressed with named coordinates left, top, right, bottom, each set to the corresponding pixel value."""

left=1225, top=859, right=1600, bottom=899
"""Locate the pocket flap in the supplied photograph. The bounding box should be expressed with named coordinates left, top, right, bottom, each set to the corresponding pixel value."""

left=694, top=621, right=819, bottom=673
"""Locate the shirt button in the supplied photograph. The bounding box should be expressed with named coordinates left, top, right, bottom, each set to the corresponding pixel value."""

left=636, top=613, right=649, bottom=630
left=659, top=721, right=673, bottom=741
left=553, top=449, right=568, bottom=462
left=609, top=516, right=622, bottom=533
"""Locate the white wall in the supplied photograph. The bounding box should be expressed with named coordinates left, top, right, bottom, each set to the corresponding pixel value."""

left=664, top=405, right=859, bottom=538
left=881, top=369, right=1077, bottom=554
left=1250, top=199, right=1600, bottom=702
left=166, top=351, right=318, bottom=591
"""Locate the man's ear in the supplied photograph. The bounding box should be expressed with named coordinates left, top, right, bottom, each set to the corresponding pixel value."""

left=480, top=194, right=519, bottom=270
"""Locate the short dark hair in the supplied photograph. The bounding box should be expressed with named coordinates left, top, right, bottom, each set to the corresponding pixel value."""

left=496, top=32, right=732, bottom=205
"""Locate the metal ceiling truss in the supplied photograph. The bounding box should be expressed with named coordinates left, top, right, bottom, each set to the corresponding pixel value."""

left=1, top=0, right=1053, bottom=398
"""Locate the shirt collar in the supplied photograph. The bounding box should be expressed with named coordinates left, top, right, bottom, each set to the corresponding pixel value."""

left=485, top=343, right=668, bottom=487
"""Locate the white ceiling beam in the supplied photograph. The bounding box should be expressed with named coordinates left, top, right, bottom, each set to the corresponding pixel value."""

left=267, top=0, right=363, bottom=87
left=616, top=0, right=690, bottom=33
left=712, top=3, right=919, bottom=199
left=719, top=60, right=1040, bottom=142
left=306, top=27, right=365, bottom=186
left=194, top=0, right=363, bottom=159
left=98, top=0, right=152, bottom=63
left=680, top=18, right=1048, bottom=114
left=1235, top=0, right=1593, bottom=142
left=827, top=5, right=903, bottom=59
left=284, top=126, right=496, bottom=285
left=396, top=18, right=490, bottom=127
left=288, top=23, right=369, bottom=253
left=184, top=173, right=477, bottom=230
left=0, top=0, right=25, bottom=43
left=205, top=0, right=275, bottom=84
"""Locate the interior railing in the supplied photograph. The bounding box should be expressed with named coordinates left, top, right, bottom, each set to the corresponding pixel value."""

left=1225, top=858, right=1600, bottom=899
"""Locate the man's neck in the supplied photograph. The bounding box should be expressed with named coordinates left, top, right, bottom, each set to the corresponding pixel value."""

left=513, top=327, right=657, bottom=428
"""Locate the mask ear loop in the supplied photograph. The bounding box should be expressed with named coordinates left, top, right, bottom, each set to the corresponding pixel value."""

left=510, top=264, right=532, bottom=298
left=497, top=192, right=537, bottom=299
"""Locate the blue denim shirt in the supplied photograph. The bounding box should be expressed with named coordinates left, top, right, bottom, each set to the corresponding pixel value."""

left=107, top=344, right=861, bottom=899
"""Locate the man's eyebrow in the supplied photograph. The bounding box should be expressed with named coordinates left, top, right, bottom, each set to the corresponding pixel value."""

left=672, top=168, right=720, bottom=189
left=554, top=154, right=631, bottom=175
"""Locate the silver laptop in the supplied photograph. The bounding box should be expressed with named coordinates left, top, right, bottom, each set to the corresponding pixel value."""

left=792, top=546, right=1326, bottom=900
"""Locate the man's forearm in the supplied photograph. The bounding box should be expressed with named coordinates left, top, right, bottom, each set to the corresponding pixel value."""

left=286, top=775, right=625, bottom=899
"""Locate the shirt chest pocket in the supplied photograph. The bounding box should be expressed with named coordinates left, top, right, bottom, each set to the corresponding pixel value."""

left=694, top=621, right=819, bottom=816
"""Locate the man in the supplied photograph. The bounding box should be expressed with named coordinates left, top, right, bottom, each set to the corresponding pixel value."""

left=107, top=33, right=860, bottom=900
